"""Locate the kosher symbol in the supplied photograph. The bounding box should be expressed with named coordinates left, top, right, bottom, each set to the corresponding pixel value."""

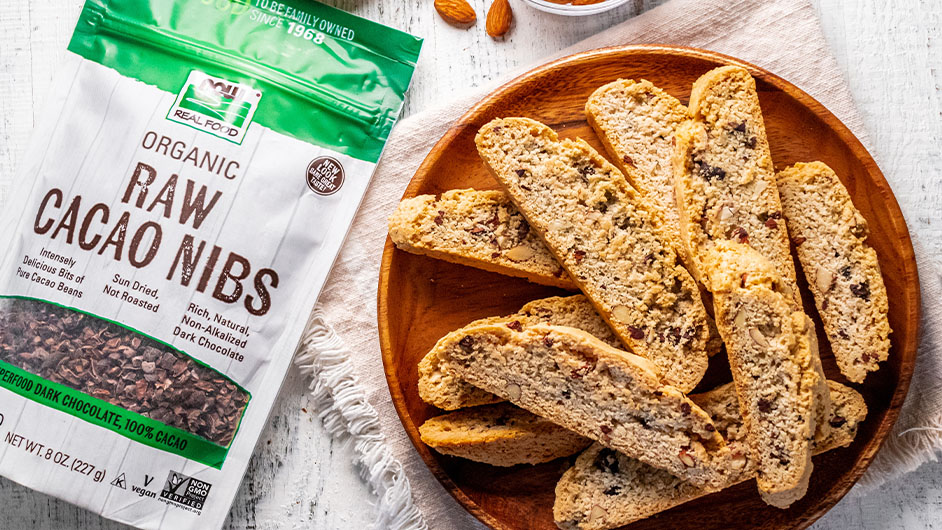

left=110, top=472, right=127, bottom=490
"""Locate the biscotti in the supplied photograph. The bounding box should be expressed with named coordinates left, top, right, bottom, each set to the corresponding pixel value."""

left=705, top=243, right=819, bottom=508
left=673, top=68, right=832, bottom=437
left=419, top=403, right=592, bottom=466
left=388, top=189, right=574, bottom=289
left=585, top=79, right=691, bottom=266
left=777, top=161, right=891, bottom=383
left=438, top=322, right=730, bottom=488
left=672, top=65, right=799, bottom=303
left=418, top=295, right=621, bottom=410
left=476, top=117, right=713, bottom=392
left=553, top=381, right=866, bottom=530
left=703, top=240, right=833, bottom=442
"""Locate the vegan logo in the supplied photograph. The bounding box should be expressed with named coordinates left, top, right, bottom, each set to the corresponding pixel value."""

left=159, top=470, right=212, bottom=511
left=168, top=71, right=261, bottom=144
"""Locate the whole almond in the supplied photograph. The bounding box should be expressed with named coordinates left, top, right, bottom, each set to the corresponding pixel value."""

left=435, top=0, right=476, bottom=26
left=486, top=0, right=512, bottom=38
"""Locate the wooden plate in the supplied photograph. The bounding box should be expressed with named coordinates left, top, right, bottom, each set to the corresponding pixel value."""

left=377, top=45, right=919, bottom=530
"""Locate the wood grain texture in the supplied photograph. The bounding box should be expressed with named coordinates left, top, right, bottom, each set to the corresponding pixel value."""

left=1, top=1, right=941, bottom=529
left=378, top=46, right=919, bottom=530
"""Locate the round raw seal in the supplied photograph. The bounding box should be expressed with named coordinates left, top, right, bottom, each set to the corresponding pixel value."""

left=306, top=156, right=345, bottom=196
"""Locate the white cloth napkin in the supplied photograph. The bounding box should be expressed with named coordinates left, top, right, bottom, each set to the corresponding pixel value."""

left=294, top=0, right=942, bottom=528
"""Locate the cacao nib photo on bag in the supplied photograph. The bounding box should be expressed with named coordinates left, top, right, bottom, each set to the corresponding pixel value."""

left=0, top=1, right=420, bottom=529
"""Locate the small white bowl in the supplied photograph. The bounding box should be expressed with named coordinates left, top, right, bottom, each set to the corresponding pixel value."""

left=522, top=0, right=633, bottom=16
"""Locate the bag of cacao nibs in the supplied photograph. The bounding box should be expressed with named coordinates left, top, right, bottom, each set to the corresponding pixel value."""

left=0, top=1, right=420, bottom=528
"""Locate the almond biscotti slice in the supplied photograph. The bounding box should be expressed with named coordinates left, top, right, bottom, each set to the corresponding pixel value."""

left=672, top=66, right=799, bottom=302
left=673, top=75, right=834, bottom=441
left=586, top=79, right=691, bottom=266
left=388, top=189, right=574, bottom=289
left=476, top=117, right=713, bottom=392
left=703, top=240, right=832, bottom=441
left=553, top=381, right=865, bottom=530
left=418, top=295, right=620, bottom=410
left=777, top=161, right=891, bottom=383
left=438, top=322, right=730, bottom=488
left=419, top=403, right=591, bottom=467
left=706, top=245, right=819, bottom=508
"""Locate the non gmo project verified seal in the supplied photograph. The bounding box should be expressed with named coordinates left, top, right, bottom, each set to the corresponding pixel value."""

left=159, top=470, right=211, bottom=512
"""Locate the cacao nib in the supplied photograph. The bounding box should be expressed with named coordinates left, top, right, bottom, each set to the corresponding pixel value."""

left=506, top=321, right=523, bottom=331
left=627, top=326, right=645, bottom=340
left=515, top=169, right=527, bottom=178
left=516, top=222, right=530, bottom=240
left=578, top=165, right=596, bottom=177
left=840, top=265, right=852, bottom=278
left=573, top=250, right=586, bottom=263
left=623, top=155, right=634, bottom=167
left=745, top=136, right=758, bottom=149
left=696, top=160, right=727, bottom=181
left=705, top=423, right=715, bottom=432
left=680, top=403, right=691, bottom=415
left=765, top=218, right=778, bottom=229
left=668, top=326, right=682, bottom=345
left=603, top=485, right=622, bottom=496
left=757, top=398, right=772, bottom=413
left=469, top=226, right=486, bottom=235
left=851, top=281, right=871, bottom=300
left=600, top=425, right=613, bottom=434
left=433, top=211, right=444, bottom=225
left=458, top=336, right=475, bottom=353
left=734, top=122, right=747, bottom=133
left=0, top=299, right=247, bottom=446
left=792, top=236, right=806, bottom=246
left=593, top=448, right=620, bottom=474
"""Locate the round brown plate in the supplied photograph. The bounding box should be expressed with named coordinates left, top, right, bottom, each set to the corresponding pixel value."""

left=377, top=45, right=919, bottom=530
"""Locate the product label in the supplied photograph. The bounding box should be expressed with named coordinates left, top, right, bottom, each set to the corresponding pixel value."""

left=0, top=1, right=420, bottom=529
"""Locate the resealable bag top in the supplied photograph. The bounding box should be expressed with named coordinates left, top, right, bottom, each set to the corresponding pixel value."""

left=0, top=1, right=420, bottom=528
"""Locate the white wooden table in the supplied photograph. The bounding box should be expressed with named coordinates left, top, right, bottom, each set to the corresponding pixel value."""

left=1, top=1, right=941, bottom=528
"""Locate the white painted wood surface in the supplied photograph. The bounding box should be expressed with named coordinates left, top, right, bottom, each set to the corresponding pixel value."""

left=1, top=1, right=940, bottom=528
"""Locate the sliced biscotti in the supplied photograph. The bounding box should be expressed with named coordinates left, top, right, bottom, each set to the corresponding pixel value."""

left=418, top=295, right=620, bottom=410
left=476, top=117, right=713, bottom=392
left=673, top=66, right=799, bottom=303
left=706, top=244, right=819, bottom=508
left=777, top=161, right=891, bottom=383
left=553, top=381, right=866, bottom=530
left=438, top=322, right=730, bottom=488
left=703, top=240, right=832, bottom=440
left=586, top=79, right=691, bottom=265
left=419, top=403, right=592, bottom=466
left=388, top=189, right=574, bottom=289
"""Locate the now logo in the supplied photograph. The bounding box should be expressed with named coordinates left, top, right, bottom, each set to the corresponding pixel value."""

left=167, top=71, right=262, bottom=144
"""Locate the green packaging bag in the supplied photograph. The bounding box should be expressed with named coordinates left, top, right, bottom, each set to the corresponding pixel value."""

left=0, top=1, right=420, bottom=528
